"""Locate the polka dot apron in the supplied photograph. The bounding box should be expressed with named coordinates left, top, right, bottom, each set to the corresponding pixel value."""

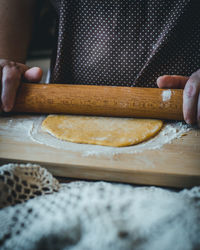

left=49, top=0, right=200, bottom=87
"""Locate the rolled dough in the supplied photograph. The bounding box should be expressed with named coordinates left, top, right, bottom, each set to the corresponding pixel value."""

left=41, top=115, right=163, bottom=147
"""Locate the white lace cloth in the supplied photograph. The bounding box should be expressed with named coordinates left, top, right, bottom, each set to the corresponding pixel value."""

left=0, top=163, right=200, bottom=250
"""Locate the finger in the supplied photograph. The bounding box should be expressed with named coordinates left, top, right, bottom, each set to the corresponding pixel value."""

left=157, top=75, right=189, bottom=89
left=183, top=71, right=200, bottom=125
left=0, top=66, right=2, bottom=111
left=0, top=61, right=29, bottom=73
left=0, top=65, right=2, bottom=84
left=23, top=67, right=43, bottom=83
left=0, top=61, right=28, bottom=92
left=1, top=65, right=22, bottom=112
left=197, top=93, right=200, bottom=127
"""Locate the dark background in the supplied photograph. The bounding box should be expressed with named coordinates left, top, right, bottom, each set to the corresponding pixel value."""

left=28, top=0, right=56, bottom=59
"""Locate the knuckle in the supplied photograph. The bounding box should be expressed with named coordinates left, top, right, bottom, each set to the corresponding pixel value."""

left=7, top=62, right=21, bottom=72
left=7, top=61, right=17, bottom=67
left=0, top=60, right=22, bottom=72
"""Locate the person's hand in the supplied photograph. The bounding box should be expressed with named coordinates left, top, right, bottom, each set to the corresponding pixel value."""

left=157, top=69, right=200, bottom=127
left=0, top=59, right=43, bottom=112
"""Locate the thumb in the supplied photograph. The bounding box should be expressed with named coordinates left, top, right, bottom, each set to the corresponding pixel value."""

left=23, top=67, right=43, bottom=83
left=157, top=75, right=189, bottom=89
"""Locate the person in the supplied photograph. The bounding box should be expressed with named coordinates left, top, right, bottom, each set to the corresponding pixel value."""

left=0, top=0, right=199, bottom=126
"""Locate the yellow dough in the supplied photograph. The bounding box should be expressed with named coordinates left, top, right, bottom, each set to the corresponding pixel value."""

left=41, top=115, right=163, bottom=147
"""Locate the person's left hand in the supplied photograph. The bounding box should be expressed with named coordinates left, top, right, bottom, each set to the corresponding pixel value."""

left=157, top=69, right=200, bottom=127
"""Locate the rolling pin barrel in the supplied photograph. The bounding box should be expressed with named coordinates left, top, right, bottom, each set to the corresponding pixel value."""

left=12, top=83, right=183, bottom=120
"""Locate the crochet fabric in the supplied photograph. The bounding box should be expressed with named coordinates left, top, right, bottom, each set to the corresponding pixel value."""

left=0, top=163, right=200, bottom=250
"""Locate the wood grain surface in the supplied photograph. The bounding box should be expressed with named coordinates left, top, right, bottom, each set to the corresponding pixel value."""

left=12, top=84, right=183, bottom=120
left=0, top=115, right=199, bottom=188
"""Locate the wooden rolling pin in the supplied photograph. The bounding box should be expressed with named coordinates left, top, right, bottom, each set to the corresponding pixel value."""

left=10, top=83, right=183, bottom=120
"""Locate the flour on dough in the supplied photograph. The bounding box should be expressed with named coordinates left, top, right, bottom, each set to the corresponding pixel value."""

left=41, top=115, right=163, bottom=147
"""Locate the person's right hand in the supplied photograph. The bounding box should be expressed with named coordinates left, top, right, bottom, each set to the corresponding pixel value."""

left=0, top=59, right=43, bottom=112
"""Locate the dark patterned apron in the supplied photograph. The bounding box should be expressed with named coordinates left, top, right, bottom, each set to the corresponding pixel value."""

left=49, top=0, right=200, bottom=87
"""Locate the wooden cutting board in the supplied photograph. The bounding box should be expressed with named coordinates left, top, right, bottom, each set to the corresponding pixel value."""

left=0, top=115, right=199, bottom=188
